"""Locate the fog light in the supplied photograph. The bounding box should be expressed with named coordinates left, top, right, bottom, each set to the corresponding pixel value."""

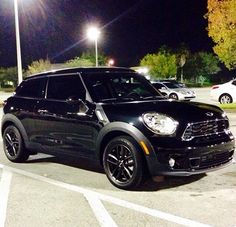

left=169, top=158, right=175, bottom=168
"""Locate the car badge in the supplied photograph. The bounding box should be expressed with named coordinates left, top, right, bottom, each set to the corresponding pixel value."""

left=206, top=112, right=214, bottom=117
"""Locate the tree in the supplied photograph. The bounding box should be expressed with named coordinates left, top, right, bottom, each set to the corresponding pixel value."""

left=65, top=52, right=108, bottom=67
left=140, top=49, right=177, bottom=79
left=65, top=56, right=94, bottom=67
left=174, top=43, right=190, bottom=82
left=207, top=0, right=236, bottom=69
left=26, top=59, right=52, bottom=76
left=0, top=67, right=18, bottom=88
left=184, top=52, right=220, bottom=84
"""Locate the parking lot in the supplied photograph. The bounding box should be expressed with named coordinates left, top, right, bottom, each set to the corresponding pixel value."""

left=0, top=88, right=236, bottom=227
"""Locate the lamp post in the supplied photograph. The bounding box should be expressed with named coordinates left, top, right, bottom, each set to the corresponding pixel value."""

left=14, top=0, right=23, bottom=84
left=87, top=27, right=100, bottom=67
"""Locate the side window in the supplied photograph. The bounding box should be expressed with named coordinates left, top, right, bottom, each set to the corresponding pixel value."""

left=16, top=77, right=46, bottom=98
left=47, top=75, right=85, bottom=100
left=153, top=83, right=163, bottom=89
left=232, top=80, right=236, bottom=86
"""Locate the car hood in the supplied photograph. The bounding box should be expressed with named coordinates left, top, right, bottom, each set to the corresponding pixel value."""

left=101, top=99, right=224, bottom=124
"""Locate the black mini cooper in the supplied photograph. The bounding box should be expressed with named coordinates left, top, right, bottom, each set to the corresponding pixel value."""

left=1, top=67, right=235, bottom=189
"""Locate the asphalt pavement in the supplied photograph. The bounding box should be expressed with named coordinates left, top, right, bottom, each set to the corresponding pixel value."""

left=0, top=88, right=236, bottom=227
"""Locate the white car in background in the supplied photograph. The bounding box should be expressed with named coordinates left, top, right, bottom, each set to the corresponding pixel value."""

left=151, top=81, right=196, bottom=100
left=210, top=79, right=236, bottom=104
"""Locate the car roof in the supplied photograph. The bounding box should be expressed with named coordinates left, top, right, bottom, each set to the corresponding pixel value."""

left=25, top=67, right=135, bottom=80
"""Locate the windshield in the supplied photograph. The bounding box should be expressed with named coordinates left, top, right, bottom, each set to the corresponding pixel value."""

left=82, top=72, right=163, bottom=102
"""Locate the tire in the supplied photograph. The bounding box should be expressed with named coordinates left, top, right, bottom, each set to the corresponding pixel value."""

left=3, top=125, right=29, bottom=162
left=103, top=136, right=145, bottom=190
left=169, top=93, right=178, bottom=100
left=219, top=94, right=232, bottom=104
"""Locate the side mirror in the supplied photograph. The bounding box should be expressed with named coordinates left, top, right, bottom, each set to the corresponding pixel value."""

left=66, top=90, right=86, bottom=104
left=66, top=97, right=90, bottom=117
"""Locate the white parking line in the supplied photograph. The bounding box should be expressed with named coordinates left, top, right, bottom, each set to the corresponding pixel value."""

left=85, top=193, right=118, bottom=227
left=0, top=164, right=212, bottom=227
left=0, top=169, right=12, bottom=227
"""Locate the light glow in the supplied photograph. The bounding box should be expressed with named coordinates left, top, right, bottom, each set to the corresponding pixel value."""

left=108, top=59, right=115, bottom=66
left=87, top=27, right=100, bottom=41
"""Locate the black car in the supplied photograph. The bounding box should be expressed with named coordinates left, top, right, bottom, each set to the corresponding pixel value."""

left=1, top=67, right=235, bottom=189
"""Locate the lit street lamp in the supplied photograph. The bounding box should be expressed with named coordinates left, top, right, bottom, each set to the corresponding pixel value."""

left=87, top=27, right=100, bottom=67
left=14, top=0, right=23, bottom=85
left=108, top=58, right=115, bottom=66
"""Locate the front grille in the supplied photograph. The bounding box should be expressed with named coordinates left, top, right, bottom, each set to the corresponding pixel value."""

left=182, top=119, right=228, bottom=141
left=199, top=151, right=231, bottom=168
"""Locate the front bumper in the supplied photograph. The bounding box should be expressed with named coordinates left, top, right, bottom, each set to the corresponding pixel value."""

left=146, top=139, right=235, bottom=176
left=183, top=95, right=196, bottom=100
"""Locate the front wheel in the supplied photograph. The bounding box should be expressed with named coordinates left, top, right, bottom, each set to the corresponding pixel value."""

left=169, top=93, right=178, bottom=100
left=103, top=136, right=145, bottom=189
left=219, top=94, right=232, bottom=104
left=3, top=125, right=29, bottom=162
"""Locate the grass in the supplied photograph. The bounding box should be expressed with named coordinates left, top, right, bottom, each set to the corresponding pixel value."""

left=0, top=87, right=15, bottom=93
left=219, top=103, right=236, bottom=112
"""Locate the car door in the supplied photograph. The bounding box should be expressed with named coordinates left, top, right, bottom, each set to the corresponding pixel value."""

left=33, top=74, right=100, bottom=159
left=231, top=80, right=236, bottom=101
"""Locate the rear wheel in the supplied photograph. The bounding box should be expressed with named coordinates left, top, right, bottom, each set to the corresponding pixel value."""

left=3, top=125, right=29, bottom=162
left=219, top=94, right=232, bottom=104
left=103, top=136, right=145, bottom=189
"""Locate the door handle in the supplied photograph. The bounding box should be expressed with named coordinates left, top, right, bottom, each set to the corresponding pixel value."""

left=38, top=109, right=57, bottom=117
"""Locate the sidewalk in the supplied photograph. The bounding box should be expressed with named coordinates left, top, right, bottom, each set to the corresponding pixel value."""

left=0, top=91, right=12, bottom=104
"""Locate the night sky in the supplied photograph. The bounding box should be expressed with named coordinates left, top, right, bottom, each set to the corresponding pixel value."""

left=0, top=0, right=213, bottom=68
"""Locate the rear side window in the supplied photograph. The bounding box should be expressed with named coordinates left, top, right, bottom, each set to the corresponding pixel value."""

left=47, top=75, right=85, bottom=100
left=16, top=77, right=46, bottom=98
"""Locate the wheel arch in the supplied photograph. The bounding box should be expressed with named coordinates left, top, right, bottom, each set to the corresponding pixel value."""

left=1, top=114, right=29, bottom=146
left=96, top=122, right=155, bottom=166
left=169, top=92, right=178, bottom=99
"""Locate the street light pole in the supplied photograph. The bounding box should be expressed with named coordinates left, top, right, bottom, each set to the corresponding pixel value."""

left=95, top=37, right=98, bottom=67
left=87, top=27, right=100, bottom=67
left=14, top=0, right=23, bottom=84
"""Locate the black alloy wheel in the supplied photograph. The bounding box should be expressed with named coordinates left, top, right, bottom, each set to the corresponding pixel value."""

left=103, top=136, right=144, bottom=189
left=219, top=94, right=232, bottom=104
left=169, top=93, right=178, bottom=100
left=3, top=125, right=29, bottom=162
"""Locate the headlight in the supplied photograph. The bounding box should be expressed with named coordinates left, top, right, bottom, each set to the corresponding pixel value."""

left=179, top=90, right=187, bottom=95
left=142, top=112, right=178, bottom=135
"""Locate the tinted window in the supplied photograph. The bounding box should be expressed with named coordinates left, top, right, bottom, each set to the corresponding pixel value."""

left=47, top=75, right=85, bottom=100
left=16, top=77, right=46, bottom=98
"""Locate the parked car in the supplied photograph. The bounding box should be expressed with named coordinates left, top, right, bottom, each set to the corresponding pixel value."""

left=210, top=79, right=236, bottom=104
left=158, top=79, right=186, bottom=88
left=151, top=81, right=196, bottom=100
left=1, top=67, right=235, bottom=189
